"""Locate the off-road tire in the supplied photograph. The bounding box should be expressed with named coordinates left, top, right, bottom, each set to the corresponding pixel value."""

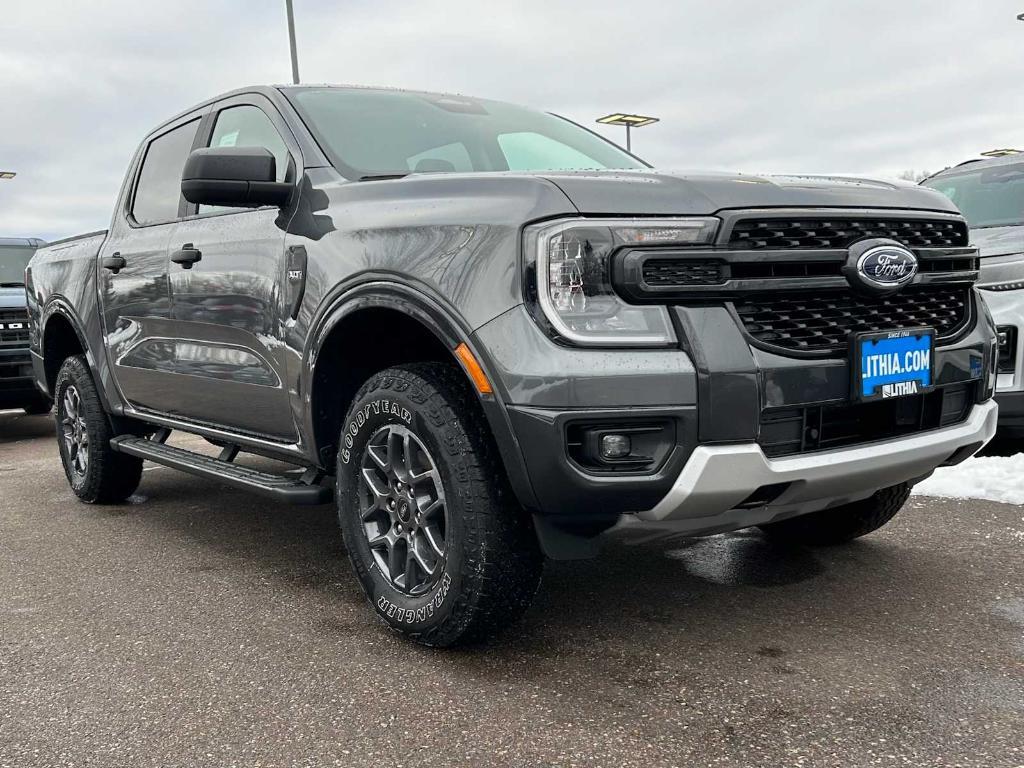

left=759, top=482, right=911, bottom=545
left=22, top=395, right=52, bottom=415
left=54, top=355, right=143, bottom=503
left=336, top=362, right=543, bottom=647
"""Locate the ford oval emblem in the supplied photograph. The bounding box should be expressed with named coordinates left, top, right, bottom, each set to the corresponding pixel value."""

left=844, top=239, right=918, bottom=295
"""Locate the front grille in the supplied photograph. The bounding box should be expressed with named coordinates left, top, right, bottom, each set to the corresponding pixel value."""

left=733, top=285, right=970, bottom=354
left=729, top=217, right=969, bottom=250
left=759, top=382, right=975, bottom=458
left=0, top=310, right=30, bottom=348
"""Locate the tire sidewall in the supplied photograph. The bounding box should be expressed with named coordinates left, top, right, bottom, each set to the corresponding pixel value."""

left=337, top=377, right=467, bottom=636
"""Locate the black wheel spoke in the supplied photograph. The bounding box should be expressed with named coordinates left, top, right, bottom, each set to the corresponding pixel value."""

left=422, top=524, right=445, bottom=560
left=411, top=536, right=437, bottom=576
left=357, top=423, right=447, bottom=596
left=60, top=385, right=89, bottom=479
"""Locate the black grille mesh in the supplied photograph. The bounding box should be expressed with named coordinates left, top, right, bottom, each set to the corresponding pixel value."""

left=733, top=285, right=969, bottom=353
left=729, top=218, right=969, bottom=250
left=642, top=259, right=723, bottom=286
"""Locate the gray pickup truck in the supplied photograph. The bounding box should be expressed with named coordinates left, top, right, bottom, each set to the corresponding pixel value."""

left=28, top=85, right=999, bottom=645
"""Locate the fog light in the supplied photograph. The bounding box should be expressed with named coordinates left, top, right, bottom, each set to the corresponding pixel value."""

left=600, top=434, right=632, bottom=459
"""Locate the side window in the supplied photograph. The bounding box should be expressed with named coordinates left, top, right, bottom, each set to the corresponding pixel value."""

left=208, top=105, right=289, bottom=182
left=131, top=118, right=201, bottom=225
left=497, top=132, right=601, bottom=172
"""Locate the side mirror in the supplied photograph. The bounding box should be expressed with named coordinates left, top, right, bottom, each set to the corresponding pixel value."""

left=181, top=146, right=292, bottom=208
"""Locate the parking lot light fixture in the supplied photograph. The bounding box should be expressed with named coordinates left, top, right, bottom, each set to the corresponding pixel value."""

left=596, top=112, right=659, bottom=153
left=0, top=171, right=16, bottom=180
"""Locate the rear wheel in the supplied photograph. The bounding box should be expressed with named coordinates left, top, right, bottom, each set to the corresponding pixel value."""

left=336, top=362, right=543, bottom=647
left=54, top=356, right=143, bottom=503
left=759, top=482, right=911, bottom=545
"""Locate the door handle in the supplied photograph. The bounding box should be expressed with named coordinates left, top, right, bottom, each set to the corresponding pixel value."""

left=171, top=243, right=202, bottom=269
left=101, top=253, right=126, bottom=274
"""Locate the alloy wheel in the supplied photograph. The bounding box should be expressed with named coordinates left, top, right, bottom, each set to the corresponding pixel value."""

left=61, top=385, right=89, bottom=479
left=358, top=424, right=448, bottom=596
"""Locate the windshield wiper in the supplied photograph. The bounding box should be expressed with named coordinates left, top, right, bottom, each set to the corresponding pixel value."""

left=357, top=173, right=410, bottom=181
left=0, top=281, right=26, bottom=288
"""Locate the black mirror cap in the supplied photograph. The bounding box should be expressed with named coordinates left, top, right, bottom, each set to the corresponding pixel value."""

left=181, top=146, right=292, bottom=208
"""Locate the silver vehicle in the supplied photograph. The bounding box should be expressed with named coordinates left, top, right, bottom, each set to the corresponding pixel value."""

left=923, top=154, right=1024, bottom=440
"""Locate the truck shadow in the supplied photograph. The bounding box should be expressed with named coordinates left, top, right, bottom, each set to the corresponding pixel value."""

left=118, top=464, right=889, bottom=651
left=0, top=410, right=54, bottom=443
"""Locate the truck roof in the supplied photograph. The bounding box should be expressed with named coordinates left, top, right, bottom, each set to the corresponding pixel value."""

left=147, top=84, right=497, bottom=138
left=0, top=237, right=46, bottom=248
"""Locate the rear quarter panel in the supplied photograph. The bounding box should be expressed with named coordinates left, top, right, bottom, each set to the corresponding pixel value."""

left=27, top=232, right=108, bottom=395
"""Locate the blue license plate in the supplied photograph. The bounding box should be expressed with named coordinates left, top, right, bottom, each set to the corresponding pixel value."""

left=855, top=328, right=934, bottom=401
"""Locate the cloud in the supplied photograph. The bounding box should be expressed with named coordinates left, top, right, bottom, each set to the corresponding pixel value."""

left=2, top=0, right=1023, bottom=240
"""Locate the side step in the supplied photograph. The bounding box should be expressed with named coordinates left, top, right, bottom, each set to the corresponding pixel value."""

left=110, top=434, right=333, bottom=505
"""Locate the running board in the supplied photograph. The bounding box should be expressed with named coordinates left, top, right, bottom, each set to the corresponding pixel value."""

left=110, top=434, right=332, bottom=505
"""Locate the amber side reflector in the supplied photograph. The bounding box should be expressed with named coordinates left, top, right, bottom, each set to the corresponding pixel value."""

left=454, top=342, right=493, bottom=395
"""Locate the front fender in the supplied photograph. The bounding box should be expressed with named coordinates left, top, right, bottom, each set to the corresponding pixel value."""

left=302, top=279, right=540, bottom=511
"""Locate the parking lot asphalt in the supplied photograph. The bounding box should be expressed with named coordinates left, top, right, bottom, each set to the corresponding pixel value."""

left=1, top=408, right=1022, bottom=768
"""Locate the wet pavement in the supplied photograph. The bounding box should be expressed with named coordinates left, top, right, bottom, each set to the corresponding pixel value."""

left=1, top=408, right=1022, bottom=767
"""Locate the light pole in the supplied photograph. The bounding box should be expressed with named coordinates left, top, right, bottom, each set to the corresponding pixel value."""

left=285, top=0, right=300, bottom=84
left=0, top=171, right=15, bottom=180
left=596, top=113, right=659, bottom=153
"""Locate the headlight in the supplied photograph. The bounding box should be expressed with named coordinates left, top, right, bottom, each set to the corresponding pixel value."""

left=527, top=217, right=719, bottom=346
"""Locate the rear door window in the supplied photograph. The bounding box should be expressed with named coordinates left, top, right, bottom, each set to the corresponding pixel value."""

left=131, top=119, right=201, bottom=225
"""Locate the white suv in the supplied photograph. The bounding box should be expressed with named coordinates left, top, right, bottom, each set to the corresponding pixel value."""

left=923, top=154, right=1024, bottom=440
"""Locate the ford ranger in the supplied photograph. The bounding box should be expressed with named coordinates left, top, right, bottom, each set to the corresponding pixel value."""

left=27, top=85, right=999, bottom=646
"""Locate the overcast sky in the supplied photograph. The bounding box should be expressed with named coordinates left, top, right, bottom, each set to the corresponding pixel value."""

left=2, top=0, right=1023, bottom=241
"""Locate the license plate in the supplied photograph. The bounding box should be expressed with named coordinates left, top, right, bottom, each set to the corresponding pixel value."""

left=853, top=328, right=934, bottom=401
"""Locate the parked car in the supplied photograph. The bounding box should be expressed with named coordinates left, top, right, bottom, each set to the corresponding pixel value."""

left=28, top=85, right=999, bottom=645
left=1, top=237, right=50, bottom=414
left=922, top=154, right=1024, bottom=439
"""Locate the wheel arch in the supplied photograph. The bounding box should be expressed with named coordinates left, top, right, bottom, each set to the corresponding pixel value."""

left=40, top=300, right=92, bottom=396
left=304, top=282, right=539, bottom=511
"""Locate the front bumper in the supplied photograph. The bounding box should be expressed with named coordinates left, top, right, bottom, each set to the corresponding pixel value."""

left=637, top=400, right=997, bottom=532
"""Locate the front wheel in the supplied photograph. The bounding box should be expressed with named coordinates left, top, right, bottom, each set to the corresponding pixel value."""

left=759, top=482, right=911, bottom=545
left=336, top=362, right=543, bottom=647
left=54, top=356, right=143, bottom=504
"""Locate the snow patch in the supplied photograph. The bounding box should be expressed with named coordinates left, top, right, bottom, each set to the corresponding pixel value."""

left=913, top=453, right=1024, bottom=506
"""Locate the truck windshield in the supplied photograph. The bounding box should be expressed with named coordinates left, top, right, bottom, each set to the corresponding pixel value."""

left=0, top=245, right=35, bottom=286
left=287, top=88, right=646, bottom=178
left=922, top=162, right=1024, bottom=229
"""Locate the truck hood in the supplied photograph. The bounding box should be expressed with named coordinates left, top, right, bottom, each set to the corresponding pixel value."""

left=969, top=225, right=1024, bottom=258
left=539, top=170, right=960, bottom=216
left=0, top=285, right=28, bottom=311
